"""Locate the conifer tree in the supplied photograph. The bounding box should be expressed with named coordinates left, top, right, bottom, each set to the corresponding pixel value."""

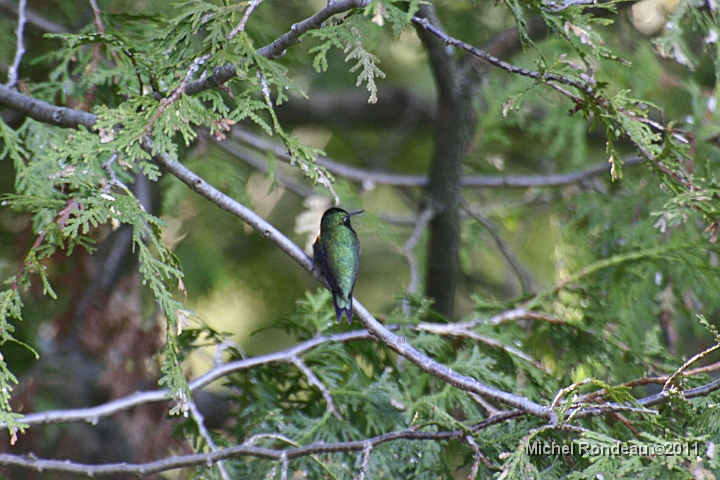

left=0, top=0, right=719, bottom=478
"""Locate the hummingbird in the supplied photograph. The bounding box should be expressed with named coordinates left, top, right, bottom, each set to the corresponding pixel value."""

left=313, top=208, right=363, bottom=324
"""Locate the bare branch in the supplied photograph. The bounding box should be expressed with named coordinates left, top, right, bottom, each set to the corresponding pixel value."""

left=463, top=204, right=537, bottom=294
left=411, top=15, right=596, bottom=98
left=543, top=0, right=597, bottom=13
left=401, top=207, right=434, bottom=315
left=188, top=399, right=231, bottom=480
left=466, top=307, right=565, bottom=329
left=255, top=0, right=371, bottom=59
left=88, top=0, right=105, bottom=32
left=357, top=442, right=372, bottom=480
left=5, top=330, right=373, bottom=429
left=101, top=153, right=133, bottom=195
left=416, top=322, right=549, bottom=373
left=467, top=436, right=481, bottom=480
left=289, top=355, right=342, bottom=420
left=211, top=136, right=316, bottom=198
left=227, top=0, right=264, bottom=41
left=663, top=342, right=720, bottom=393
left=230, top=128, right=646, bottom=188
left=281, top=452, right=289, bottom=480
left=0, top=0, right=69, bottom=34
left=0, top=426, right=467, bottom=477
left=0, top=83, right=97, bottom=128
left=465, top=434, right=499, bottom=477
left=6, top=0, right=27, bottom=88
left=184, top=0, right=371, bottom=95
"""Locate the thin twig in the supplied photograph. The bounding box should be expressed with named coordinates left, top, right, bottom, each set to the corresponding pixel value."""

left=566, top=403, right=658, bottom=423
left=101, top=153, right=133, bottom=195
left=0, top=0, right=68, bottom=34
left=212, top=137, right=316, bottom=198
left=280, top=452, right=289, bottom=480
left=581, top=361, right=720, bottom=403
left=6, top=0, right=27, bottom=88
left=401, top=207, right=434, bottom=315
left=551, top=378, right=592, bottom=410
left=663, top=342, right=720, bottom=393
left=357, top=441, right=372, bottom=480
left=463, top=204, right=536, bottom=294
left=543, top=0, right=596, bottom=12
left=255, top=0, right=371, bottom=59
left=469, top=392, right=500, bottom=416
left=464, top=307, right=565, bottom=330
left=416, top=322, right=549, bottom=373
left=227, top=0, right=264, bottom=41
left=411, top=16, right=595, bottom=99
left=2, top=330, right=373, bottom=429
left=230, top=129, right=646, bottom=189
left=188, top=399, right=231, bottom=480
left=146, top=53, right=212, bottom=133
left=466, top=435, right=481, bottom=479
left=465, top=435, right=498, bottom=477
left=289, top=355, right=342, bottom=419
left=88, top=0, right=105, bottom=32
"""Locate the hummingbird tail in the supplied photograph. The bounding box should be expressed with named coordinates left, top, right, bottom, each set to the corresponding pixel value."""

left=332, top=294, right=353, bottom=324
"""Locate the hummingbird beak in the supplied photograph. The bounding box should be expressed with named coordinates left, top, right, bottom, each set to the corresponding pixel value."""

left=348, top=210, right=364, bottom=217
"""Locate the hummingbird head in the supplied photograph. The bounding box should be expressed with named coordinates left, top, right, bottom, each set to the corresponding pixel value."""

left=320, top=208, right=363, bottom=231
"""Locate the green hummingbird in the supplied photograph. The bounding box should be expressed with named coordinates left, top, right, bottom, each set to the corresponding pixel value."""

left=313, top=208, right=363, bottom=324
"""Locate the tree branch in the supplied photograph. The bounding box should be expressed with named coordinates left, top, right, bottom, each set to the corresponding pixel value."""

left=188, top=398, right=231, bottom=480
left=0, top=84, right=644, bottom=191
left=0, top=83, right=97, bottom=129
left=149, top=139, right=550, bottom=417
left=2, top=370, right=720, bottom=476
left=183, top=0, right=371, bottom=96
left=0, top=426, right=471, bottom=477
left=0, top=0, right=69, bottom=34
left=255, top=0, right=371, bottom=59
left=288, top=355, right=342, bottom=420
left=230, top=129, right=646, bottom=188
left=401, top=206, right=434, bottom=316
left=411, top=15, right=595, bottom=99
left=0, top=81, right=548, bottom=418
left=5, top=330, right=373, bottom=429
left=6, top=0, right=27, bottom=88
left=0, top=79, right=657, bottom=425
left=463, top=203, right=537, bottom=294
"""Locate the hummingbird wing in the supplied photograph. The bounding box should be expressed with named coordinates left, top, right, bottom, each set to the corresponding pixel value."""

left=313, top=236, right=342, bottom=301
left=312, top=236, right=326, bottom=279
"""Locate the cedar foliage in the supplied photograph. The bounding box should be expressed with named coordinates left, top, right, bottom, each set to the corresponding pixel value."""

left=0, top=0, right=719, bottom=478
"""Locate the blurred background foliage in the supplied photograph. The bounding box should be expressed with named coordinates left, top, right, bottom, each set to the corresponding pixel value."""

left=1, top=0, right=720, bottom=478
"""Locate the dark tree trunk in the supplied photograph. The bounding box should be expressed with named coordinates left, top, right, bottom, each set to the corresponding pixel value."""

left=416, top=5, right=482, bottom=319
